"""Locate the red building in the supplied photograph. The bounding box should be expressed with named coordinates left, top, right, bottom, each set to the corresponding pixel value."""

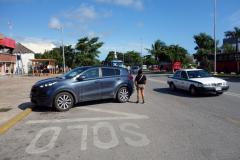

left=0, top=33, right=16, bottom=75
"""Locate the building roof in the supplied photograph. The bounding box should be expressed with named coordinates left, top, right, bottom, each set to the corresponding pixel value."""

left=13, top=43, right=35, bottom=53
left=21, top=43, right=56, bottom=54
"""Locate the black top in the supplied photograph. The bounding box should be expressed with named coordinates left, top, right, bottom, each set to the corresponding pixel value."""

left=135, top=74, right=147, bottom=84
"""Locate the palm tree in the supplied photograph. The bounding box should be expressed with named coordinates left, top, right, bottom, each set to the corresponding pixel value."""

left=224, top=27, right=240, bottom=74
left=145, top=39, right=166, bottom=64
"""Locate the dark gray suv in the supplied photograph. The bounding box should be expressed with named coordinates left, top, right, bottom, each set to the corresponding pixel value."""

left=30, top=66, right=135, bottom=111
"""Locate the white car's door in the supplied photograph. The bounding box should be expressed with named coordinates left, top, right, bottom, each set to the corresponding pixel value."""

left=180, top=71, right=190, bottom=90
left=173, top=70, right=181, bottom=88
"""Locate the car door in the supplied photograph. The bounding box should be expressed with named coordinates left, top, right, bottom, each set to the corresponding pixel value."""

left=78, top=68, right=101, bottom=101
left=173, top=70, right=181, bottom=88
left=180, top=71, right=189, bottom=90
left=101, top=68, right=122, bottom=99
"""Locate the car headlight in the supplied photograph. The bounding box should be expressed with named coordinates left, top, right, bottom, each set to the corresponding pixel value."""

left=203, top=84, right=211, bottom=87
left=222, top=82, right=228, bottom=85
left=40, top=81, right=58, bottom=88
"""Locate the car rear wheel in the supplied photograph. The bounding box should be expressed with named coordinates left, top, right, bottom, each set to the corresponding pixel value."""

left=54, top=92, right=73, bottom=111
left=117, top=87, right=130, bottom=103
left=170, top=82, right=176, bottom=91
left=190, top=86, right=198, bottom=96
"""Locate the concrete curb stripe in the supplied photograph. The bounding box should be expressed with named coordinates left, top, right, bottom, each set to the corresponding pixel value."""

left=0, top=108, right=33, bottom=135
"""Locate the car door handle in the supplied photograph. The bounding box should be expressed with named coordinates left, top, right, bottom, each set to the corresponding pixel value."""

left=95, top=80, right=99, bottom=83
left=116, top=78, right=120, bottom=81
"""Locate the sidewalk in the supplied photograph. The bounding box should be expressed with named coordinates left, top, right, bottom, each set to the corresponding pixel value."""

left=0, top=74, right=62, bottom=126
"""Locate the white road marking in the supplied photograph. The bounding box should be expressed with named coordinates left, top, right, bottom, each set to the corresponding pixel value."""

left=148, top=78, right=166, bottom=83
left=26, top=127, right=61, bottom=154
left=93, top=122, right=119, bottom=149
left=224, top=92, right=240, bottom=97
left=67, top=125, right=88, bottom=150
left=26, top=107, right=149, bottom=124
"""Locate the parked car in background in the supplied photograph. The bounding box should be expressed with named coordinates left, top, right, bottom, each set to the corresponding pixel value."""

left=30, top=66, right=135, bottom=111
left=130, top=66, right=139, bottom=74
left=167, top=69, right=229, bottom=96
left=150, top=66, right=158, bottom=70
left=142, top=65, right=147, bottom=70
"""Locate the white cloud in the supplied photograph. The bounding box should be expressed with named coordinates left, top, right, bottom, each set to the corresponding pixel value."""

left=84, top=30, right=112, bottom=38
left=225, top=10, right=240, bottom=27
left=94, top=0, right=144, bottom=10
left=136, top=22, right=145, bottom=28
left=77, top=24, right=88, bottom=31
left=47, top=17, right=62, bottom=29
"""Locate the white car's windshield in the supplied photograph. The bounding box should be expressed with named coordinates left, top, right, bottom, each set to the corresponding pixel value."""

left=187, top=70, right=211, bottom=78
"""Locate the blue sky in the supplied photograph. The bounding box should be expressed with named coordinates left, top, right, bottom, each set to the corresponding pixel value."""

left=1, top=0, right=240, bottom=61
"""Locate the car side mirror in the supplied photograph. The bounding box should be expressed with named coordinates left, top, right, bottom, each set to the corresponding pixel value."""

left=77, top=75, right=85, bottom=81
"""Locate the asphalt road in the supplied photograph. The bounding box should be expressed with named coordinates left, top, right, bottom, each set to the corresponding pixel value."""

left=0, top=73, right=240, bottom=160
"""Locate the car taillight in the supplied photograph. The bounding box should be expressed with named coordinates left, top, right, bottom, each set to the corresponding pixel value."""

left=127, top=76, right=133, bottom=79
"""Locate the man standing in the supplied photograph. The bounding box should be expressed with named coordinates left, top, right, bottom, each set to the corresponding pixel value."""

left=135, top=70, right=147, bottom=104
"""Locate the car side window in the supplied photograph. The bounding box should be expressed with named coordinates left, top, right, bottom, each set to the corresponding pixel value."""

left=82, top=69, right=99, bottom=79
left=181, top=71, right=188, bottom=79
left=102, top=68, right=116, bottom=77
left=174, top=71, right=181, bottom=78
left=115, top=69, right=120, bottom=75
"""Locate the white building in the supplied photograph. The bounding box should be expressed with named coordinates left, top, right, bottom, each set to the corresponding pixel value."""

left=13, top=43, right=35, bottom=74
left=21, top=43, right=56, bottom=54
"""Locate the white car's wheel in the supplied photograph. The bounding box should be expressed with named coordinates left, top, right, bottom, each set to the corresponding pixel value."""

left=170, top=83, right=176, bottom=91
left=190, top=86, right=198, bottom=96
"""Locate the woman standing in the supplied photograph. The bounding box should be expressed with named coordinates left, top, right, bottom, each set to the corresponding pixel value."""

left=135, top=70, right=147, bottom=104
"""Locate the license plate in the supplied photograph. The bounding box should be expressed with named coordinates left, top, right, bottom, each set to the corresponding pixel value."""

left=216, top=87, right=222, bottom=91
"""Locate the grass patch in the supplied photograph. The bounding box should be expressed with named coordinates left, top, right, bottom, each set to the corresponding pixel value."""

left=0, top=108, right=12, bottom=112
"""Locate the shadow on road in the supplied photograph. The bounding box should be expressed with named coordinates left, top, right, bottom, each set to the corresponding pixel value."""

left=18, top=102, right=35, bottom=110
left=153, top=88, right=219, bottom=98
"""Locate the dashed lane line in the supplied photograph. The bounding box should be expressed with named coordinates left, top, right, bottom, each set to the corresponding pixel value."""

left=147, top=78, right=166, bottom=83
left=226, top=118, right=240, bottom=125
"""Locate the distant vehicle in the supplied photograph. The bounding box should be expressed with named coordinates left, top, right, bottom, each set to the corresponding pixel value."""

left=167, top=69, right=229, bottom=96
left=150, top=66, right=157, bottom=70
left=142, top=65, right=147, bottom=70
left=159, top=62, right=181, bottom=71
left=30, top=66, right=134, bottom=111
left=111, top=60, right=123, bottom=68
left=130, top=66, right=139, bottom=74
left=201, top=52, right=240, bottom=74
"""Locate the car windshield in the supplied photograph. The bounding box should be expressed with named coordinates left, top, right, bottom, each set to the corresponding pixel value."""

left=59, top=67, right=90, bottom=79
left=187, top=70, right=211, bottom=78
left=112, top=62, right=122, bottom=66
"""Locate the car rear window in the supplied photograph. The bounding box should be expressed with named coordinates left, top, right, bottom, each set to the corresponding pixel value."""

left=102, top=68, right=121, bottom=76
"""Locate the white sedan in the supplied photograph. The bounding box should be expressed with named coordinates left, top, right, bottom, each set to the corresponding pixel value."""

left=167, top=69, right=229, bottom=96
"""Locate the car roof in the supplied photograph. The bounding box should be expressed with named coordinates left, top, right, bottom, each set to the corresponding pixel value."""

left=177, top=69, right=203, bottom=71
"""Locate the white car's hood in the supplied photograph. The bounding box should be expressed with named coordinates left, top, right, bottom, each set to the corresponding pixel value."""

left=190, top=77, right=226, bottom=84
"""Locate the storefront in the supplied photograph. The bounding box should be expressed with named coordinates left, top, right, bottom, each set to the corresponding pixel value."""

left=0, top=33, right=16, bottom=75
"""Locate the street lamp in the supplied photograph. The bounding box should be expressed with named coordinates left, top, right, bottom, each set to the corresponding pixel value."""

left=136, top=38, right=147, bottom=70
left=54, top=27, right=65, bottom=73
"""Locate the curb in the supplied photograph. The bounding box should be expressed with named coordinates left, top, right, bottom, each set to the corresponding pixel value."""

left=0, top=107, right=34, bottom=136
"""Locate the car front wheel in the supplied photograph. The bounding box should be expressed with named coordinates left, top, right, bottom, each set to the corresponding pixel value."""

left=117, top=87, right=130, bottom=103
left=54, top=92, right=73, bottom=111
left=190, top=86, right=198, bottom=96
left=170, top=83, right=176, bottom=91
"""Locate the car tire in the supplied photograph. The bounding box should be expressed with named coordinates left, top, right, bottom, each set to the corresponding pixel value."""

left=170, top=82, right=176, bottom=91
left=54, top=92, right=73, bottom=111
left=216, top=92, right=223, bottom=95
left=190, top=86, right=198, bottom=96
left=117, top=87, right=130, bottom=103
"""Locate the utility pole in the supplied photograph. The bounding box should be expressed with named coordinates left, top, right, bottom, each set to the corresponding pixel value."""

left=135, top=38, right=147, bottom=70
left=8, top=22, right=13, bottom=39
left=214, top=0, right=216, bottom=74
left=123, top=48, right=124, bottom=66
